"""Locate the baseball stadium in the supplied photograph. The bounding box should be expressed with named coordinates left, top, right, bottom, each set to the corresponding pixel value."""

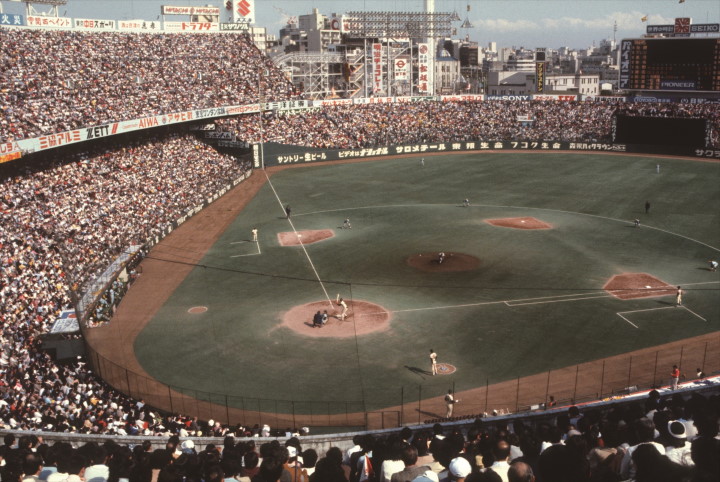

left=1, top=0, right=719, bottom=480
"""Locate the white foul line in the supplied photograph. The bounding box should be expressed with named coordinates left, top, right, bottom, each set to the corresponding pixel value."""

left=506, top=294, right=610, bottom=306
left=682, top=306, right=708, bottom=322
left=616, top=313, right=639, bottom=329
left=262, top=170, right=334, bottom=308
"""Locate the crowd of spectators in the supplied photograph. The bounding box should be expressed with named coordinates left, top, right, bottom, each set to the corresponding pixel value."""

left=0, top=28, right=299, bottom=142
left=1, top=26, right=718, bottom=464
left=216, top=101, right=720, bottom=150
left=0, top=132, right=251, bottom=434
left=0, top=391, right=718, bottom=482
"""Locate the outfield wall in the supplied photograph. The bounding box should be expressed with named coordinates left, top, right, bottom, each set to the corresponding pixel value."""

left=258, top=140, right=720, bottom=168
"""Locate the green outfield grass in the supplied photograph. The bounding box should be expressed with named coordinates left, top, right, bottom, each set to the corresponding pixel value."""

left=134, top=153, right=720, bottom=412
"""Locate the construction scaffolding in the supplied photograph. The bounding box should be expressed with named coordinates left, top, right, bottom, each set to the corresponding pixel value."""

left=271, top=11, right=455, bottom=100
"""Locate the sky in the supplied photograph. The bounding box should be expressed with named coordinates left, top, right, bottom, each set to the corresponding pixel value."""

left=2, top=0, right=718, bottom=49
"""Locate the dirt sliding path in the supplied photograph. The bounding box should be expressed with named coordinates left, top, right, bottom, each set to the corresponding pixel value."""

left=87, top=156, right=720, bottom=430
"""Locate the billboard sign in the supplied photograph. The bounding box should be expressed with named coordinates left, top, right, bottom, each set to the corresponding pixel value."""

left=220, top=22, right=249, bottom=31
left=371, top=43, right=384, bottom=94
left=162, top=5, right=220, bottom=16
left=26, top=16, right=71, bottom=28
left=74, top=18, right=116, bottom=30
left=0, top=14, right=24, bottom=26
left=119, top=19, right=160, bottom=30
left=232, top=0, right=255, bottom=24
left=164, top=21, right=219, bottom=32
left=394, top=57, right=410, bottom=82
left=535, top=62, right=545, bottom=93
left=417, top=43, right=430, bottom=93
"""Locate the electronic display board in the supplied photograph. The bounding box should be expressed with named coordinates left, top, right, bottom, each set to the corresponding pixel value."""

left=619, top=38, right=720, bottom=92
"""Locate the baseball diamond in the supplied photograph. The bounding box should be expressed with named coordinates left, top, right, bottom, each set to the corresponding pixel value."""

left=86, top=151, right=720, bottom=428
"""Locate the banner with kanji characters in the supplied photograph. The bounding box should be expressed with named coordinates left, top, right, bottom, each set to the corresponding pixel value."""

left=370, top=43, right=384, bottom=95
left=0, top=13, right=24, bottom=26
left=394, top=57, right=410, bottom=82
left=74, top=18, right=116, bottom=30
left=417, top=43, right=430, bottom=94
left=27, top=16, right=71, bottom=28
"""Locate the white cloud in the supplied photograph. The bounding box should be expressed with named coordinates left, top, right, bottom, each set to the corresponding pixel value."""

left=475, top=11, right=673, bottom=33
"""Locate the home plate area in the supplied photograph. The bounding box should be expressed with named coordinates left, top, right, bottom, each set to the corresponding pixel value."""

left=603, top=273, right=675, bottom=300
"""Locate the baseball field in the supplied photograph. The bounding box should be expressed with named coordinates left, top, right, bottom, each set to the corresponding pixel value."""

left=87, top=151, right=720, bottom=429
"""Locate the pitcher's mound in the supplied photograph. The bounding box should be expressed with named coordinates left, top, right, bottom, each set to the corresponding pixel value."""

left=485, top=217, right=552, bottom=229
left=281, top=300, right=391, bottom=338
left=407, top=252, right=480, bottom=272
left=278, top=230, right=334, bottom=246
left=604, top=273, right=675, bottom=300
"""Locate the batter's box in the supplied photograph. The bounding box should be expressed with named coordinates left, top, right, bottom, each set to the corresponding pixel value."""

left=230, top=240, right=262, bottom=257
left=617, top=306, right=707, bottom=329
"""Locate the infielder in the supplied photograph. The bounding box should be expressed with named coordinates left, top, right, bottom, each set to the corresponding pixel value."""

left=251, top=228, right=258, bottom=242
left=445, top=390, right=459, bottom=418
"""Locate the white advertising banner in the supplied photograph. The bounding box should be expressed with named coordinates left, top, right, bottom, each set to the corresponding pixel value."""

left=394, top=57, right=410, bottom=82
left=73, top=18, right=117, bottom=30
left=232, top=0, right=255, bottom=25
left=164, top=21, right=219, bottom=32
left=118, top=19, right=161, bottom=31
left=371, top=43, right=384, bottom=95
left=50, top=309, right=79, bottom=334
left=417, top=43, right=430, bottom=93
left=26, top=16, right=71, bottom=28
left=162, top=5, right=220, bottom=16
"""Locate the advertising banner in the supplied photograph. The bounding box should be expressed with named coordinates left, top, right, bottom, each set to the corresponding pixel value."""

left=619, top=40, right=632, bottom=89
left=164, top=21, right=218, bottom=32
left=535, top=62, right=545, bottom=93
left=533, top=94, right=577, bottom=101
left=162, top=5, right=220, bottom=16
left=118, top=19, right=161, bottom=31
left=74, top=18, right=117, bottom=30
left=26, top=16, right=71, bottom=28
left=417, top=43, right=430, bottom=93
left=439, top=94, right=484, bottom=102
left=50, top=309, right=79, bottom=334
left=394, top=57, right=410, bottom=82
left=660, top=80, right=697, bottom=90
left=371, top=43, right=384, bottom=94
left=232, top=0, right=255, bottom=25
left=220, top=22, right=249, bottom=31
left=0, top=14, right=24, bottom=26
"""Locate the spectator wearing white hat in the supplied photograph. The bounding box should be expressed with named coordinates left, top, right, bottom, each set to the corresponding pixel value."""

left=447, top=457, right=472, bottom=482
left=664, top=421, right=693, bottom=466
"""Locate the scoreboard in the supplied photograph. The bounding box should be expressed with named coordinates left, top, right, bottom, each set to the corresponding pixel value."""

left=619, top=38, right=720, bottom=92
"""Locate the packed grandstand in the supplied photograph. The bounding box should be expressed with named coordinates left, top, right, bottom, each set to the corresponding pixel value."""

left=1, top=22, right=719, bottom=482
